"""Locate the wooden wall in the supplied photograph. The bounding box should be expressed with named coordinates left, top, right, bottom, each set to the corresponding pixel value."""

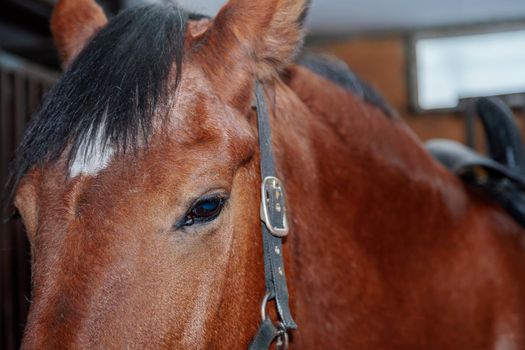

left=310, top=36, right=523, bottom=144
left=0, top=52, right=57, bottom=350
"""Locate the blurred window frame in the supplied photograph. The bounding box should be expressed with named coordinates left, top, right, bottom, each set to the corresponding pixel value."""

left=408, top=23, right=525, bottom=114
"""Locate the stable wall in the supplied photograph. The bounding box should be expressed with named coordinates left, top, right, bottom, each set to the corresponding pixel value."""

left=311, top=36, right=523, bottom=144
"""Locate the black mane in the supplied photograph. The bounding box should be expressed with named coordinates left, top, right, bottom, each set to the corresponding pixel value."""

left=6, top=3, right=196, bottom=202
left=297, top=53, right=396, bottom=119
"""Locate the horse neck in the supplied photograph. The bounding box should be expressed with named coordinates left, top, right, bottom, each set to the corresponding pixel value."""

left=271, top=64, right=469, bottom=270
left=275, top=64, right=466, bottom=212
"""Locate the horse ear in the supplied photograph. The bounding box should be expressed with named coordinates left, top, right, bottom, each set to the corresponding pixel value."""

left=206, top=0, right=310, bottom=79
left=51, top=0, right=108, bottom=67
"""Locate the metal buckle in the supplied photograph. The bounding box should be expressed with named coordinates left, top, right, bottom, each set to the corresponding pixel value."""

left=275, top=323, right=289, bottom=350
left=260, top=292, right=289, bottom=350
left=260, top=176, right=289, bottom=237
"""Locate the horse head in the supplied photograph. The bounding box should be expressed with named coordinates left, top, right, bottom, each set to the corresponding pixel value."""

left=12, top=0, right=310, bottom=347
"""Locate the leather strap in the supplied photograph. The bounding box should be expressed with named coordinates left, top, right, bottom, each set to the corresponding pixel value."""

left=249, top=81, right=296, bottom=350
left=248, top=319, right=281, bottom=350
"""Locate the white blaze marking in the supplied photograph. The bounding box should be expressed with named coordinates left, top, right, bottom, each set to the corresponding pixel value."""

left=69, top=128, right=114, bottom=178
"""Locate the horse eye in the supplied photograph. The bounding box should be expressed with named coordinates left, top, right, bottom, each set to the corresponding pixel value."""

left=182, top=196, right=226, bottom=227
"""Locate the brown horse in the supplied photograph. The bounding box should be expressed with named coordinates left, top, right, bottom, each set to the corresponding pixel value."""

left=9, top=0, right=525, bottom=348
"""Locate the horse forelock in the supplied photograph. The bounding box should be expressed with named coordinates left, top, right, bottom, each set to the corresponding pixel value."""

left=6, top=3, right=205, bottom=204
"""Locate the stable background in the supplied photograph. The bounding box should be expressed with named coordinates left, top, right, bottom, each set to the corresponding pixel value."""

left=1, top=0, right=525, bottom=348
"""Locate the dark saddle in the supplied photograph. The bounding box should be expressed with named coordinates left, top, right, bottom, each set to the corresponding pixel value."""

left=426, top=97, right=525, bottom=228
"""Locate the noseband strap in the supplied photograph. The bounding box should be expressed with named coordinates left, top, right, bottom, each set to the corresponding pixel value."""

left=249, top=81, right=296, bottom=350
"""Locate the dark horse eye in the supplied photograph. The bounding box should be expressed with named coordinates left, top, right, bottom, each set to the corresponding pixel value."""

left=182, top=196, right=226, bottom=227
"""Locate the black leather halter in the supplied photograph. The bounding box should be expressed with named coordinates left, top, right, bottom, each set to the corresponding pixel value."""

left=248, top=82, right=296, bottom=350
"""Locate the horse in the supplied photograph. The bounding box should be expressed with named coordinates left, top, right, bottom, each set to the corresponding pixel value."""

left=8, top=0, right=525, bottom=348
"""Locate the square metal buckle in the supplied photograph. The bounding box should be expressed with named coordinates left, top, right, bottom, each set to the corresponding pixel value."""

left=260, top=176, right=289, bottom=237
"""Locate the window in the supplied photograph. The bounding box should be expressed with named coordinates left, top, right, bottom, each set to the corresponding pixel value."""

left=410, top=28, right=525, bottom=112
